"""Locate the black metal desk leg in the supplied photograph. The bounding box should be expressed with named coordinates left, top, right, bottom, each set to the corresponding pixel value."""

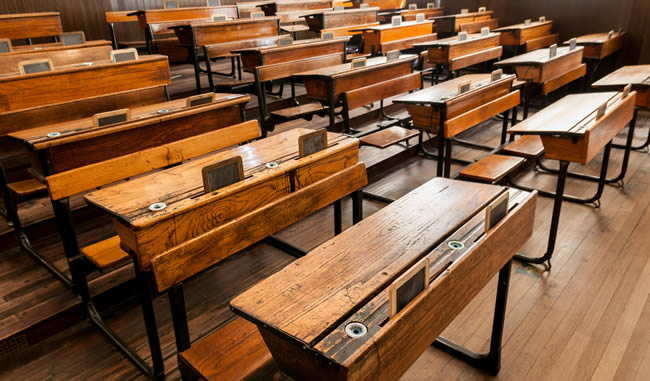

left=352, top=190, right=363, bottom=224
left=515, top=160, right=569, bottom=270
left=133, top=260, right=165, bottom=380
left=109, top=23, right=117, bottom=49
left=432, top=260, right=512, bottom=375
left=501, top=109, right=511, bottom=145
left=168, top=283, right=191, bottom=353
left=334, top=199, right=342, bottom=235
left=444, top=138, right=452, bottom=178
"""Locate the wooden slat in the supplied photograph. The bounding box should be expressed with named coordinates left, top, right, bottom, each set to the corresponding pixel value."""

left=81, top=235, right=129, bottom=270
left=525, top=33, right=560, bottom=52
left=0, top=12, right=62, bottom=40
left=270, top=103, right=325, bottom=120
left=256, top=52, right=344, bottom=82
left=460, top=154, right=526, bottom=183
left=179, top=318, right=277, bottom=381
left=542, top=63, right=586, bottom=95
left=449, top=45, right=502, bottom=71
left=6, top=178, right=46, bottom=198
left=360, top=127, right=418, bottom=148
left=46, top=120, right=261, bottom=201
left=344, top=72, right=421, bottom=110
left=151, top=162, right=368, bottom=292
left=445, top=90, right=520, bottom=138
left=502, top=135, right=545, bottom=158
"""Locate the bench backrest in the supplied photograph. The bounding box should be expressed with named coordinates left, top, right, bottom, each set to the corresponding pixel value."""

left=140, top=6, right=238, bottom=24
left=0, top=13, right=62, bottom=40
left=321, top=22, right=380, bottom=37
left=0, top=55, right=171, bottom=113
left=176, top=18, right=280, bottom=48
left=255, top=52, right=344, bottom=82
left=46, top=120, right=261, bottom=201
left=204, top=35, right=280, bottom=58
left=344, top=71, right=421, bottom=110
left=0, top=42, right=113, bottom=75
left=105, top=11, right=139, bottom=24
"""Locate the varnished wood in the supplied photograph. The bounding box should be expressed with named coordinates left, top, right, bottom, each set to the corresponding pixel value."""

left=394, top=74, right=517, bottom=136
left=509, top=91, right=636, bottom=164
left=524, top=33, right=560, bottom=52
left=81, top=236, right=129, bottom=270
left=494, top=20, right=554, bottom=47
left=459, top=18, right=499, bottom=34
left=460, top=154, right=526, bottom=183
left=231, top=179, right=536, bottom=380
left=5, top=178, right=45, bottom=197
left=400, top=7, right=443, bottom=22
left=295, top=54, right=416, bottom=102
left=495, top=46, right=584, bottom=83
left=541, top=63, right=586, bottom=95
left=432, top=10, right=495, bottom=35
left=234, top=37, right=348, bottom=72
left=133, top=6, right=238, bottom=28
left=321, top=22, right=379, bottom=38
left=502, top=135, right=545, bottom=158
left=303, top=7, right=378, bottom=32
left=255, top=52, right=344, bottom=82
left=83, top=129, right=363, bottom=273
left=179, top=317, right=277, bottom=381
left=0, top=41, right=113, bottom=76
left=566, top=32, right=625, bottom=59
left=417, top=32, right=501, bottom=71
left=0, top=55, right=171, bottom=113
left=359, top=126, right=419, bottom=148
left=355, top=20, right=435, bottom=54
left=344, top=71, right=421, bottom=110
left=0, top=12, right=62, bottom=40
left=9, top=93, right=248, bottom=174
left=46, top=120, right=261, bottom=201
left=592, top=65, right=650, bottom=109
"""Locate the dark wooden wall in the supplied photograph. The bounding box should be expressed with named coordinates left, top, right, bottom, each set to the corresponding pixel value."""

left=446, top=0, right=650, bottom=64
left=1, top=0, right=648, bottom=63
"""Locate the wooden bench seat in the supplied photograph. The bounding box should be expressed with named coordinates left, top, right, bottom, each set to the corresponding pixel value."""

left=502, top=135, right=544, bottom=158
left=212, top=78, right=255, bottom=90
left=81, top=235, right=130, bottom=270
left=360, top=126, right=418, bottom=148
left=6, top=178, right=47, bottom=198
left=460, top=154, right=526, bottom=184
left=269, top=103, right=326, bottom=121
left=178, top=318, right=277, bottom=381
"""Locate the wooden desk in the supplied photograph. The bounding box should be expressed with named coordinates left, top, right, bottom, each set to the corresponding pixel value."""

left=400, top=7, right=443, bottom=21
left=0, top=41, right=113, bottom=76
left=234, top=37, right=348, bottom=72
left=416, top=32, right=502, bottom=72
left=303, top=7, right=378, bottom=33
left=8, top=93, right=248, bottom=176
left=592, top=65, right=649, bottom=150
left=353, top=20, right=436, bottom=55
left=567, top=32, right=625, bottom=60
left=84, top=127, right=365, bottom=276
left=432, top=11, right=495, bottom=36
left=508, top=91, right=635, bottom=268
left=495, top=46, right=586, bottom=118
left=293, top=54, right=416, bottom=131
left=394, top=74, right=519, bottom=176
left=350, top=0, right=406, bottom=10
left=0, top=55, right=171, bottom=113
left=130, top=6, right=238, bottom=52
left=231, top=178, right=537, bottom=381
left=494, top=20, right=557, bottom=53
left=173, top=17, right=280, bottom=89
left=0, top=12, right=62, bottom=41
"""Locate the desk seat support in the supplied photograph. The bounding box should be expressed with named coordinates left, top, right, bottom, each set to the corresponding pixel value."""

left=432, top=260, right=512, bottom=375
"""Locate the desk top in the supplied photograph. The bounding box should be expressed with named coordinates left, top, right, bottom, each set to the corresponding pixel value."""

left=592, top=65, right=650, bottom=87
left=230, top=177, right=506, bottom=345
left=392, top=73, right=515, bottom=105
left=414, top=32, right=498, bottom=47
left=566, top=31, right=624, bottom=45
left=292, top=54, right=416, bottom=78
left=351, top=19, right=434, bottom=32
left=307, top=7, right=380, bottom=16
left=495, top=46, right=583, bottom=66
left=8, top=93, right=248, bottom=149
left=0, top=55, right=167, bottom=80
left=493, top=20, right=552, bottom=31
left=0, top=40, right=110, bottom=55
left=170, top=16, right=280, bottom=30
left=508, top=92, right=619, bottom=137
left=84, top=128, right=355, bottom=229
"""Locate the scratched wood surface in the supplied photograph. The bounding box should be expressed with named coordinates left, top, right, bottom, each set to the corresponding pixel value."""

left=231, top=178, right=505, bottom=344
left=494, top=20, right=553, bottom=46
left=495, top=46, right=584, bottom=83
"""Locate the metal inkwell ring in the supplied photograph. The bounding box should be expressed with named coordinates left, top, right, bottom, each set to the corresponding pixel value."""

left=47, top=132, right=61, bottom=138
left=345, top=322, right=367, bottom=338
left=266, top=162, right=279, bottom=169
left=447, top=240, right=465, bottom=250
left=149, top=202, right=167, bottom=212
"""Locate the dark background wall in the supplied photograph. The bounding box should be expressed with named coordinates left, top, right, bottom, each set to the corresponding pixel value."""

left=1, top=0, right=648, bottom=63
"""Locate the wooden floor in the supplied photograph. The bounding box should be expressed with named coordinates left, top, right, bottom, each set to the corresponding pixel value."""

left=1, top=62, right=649, bottom=380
